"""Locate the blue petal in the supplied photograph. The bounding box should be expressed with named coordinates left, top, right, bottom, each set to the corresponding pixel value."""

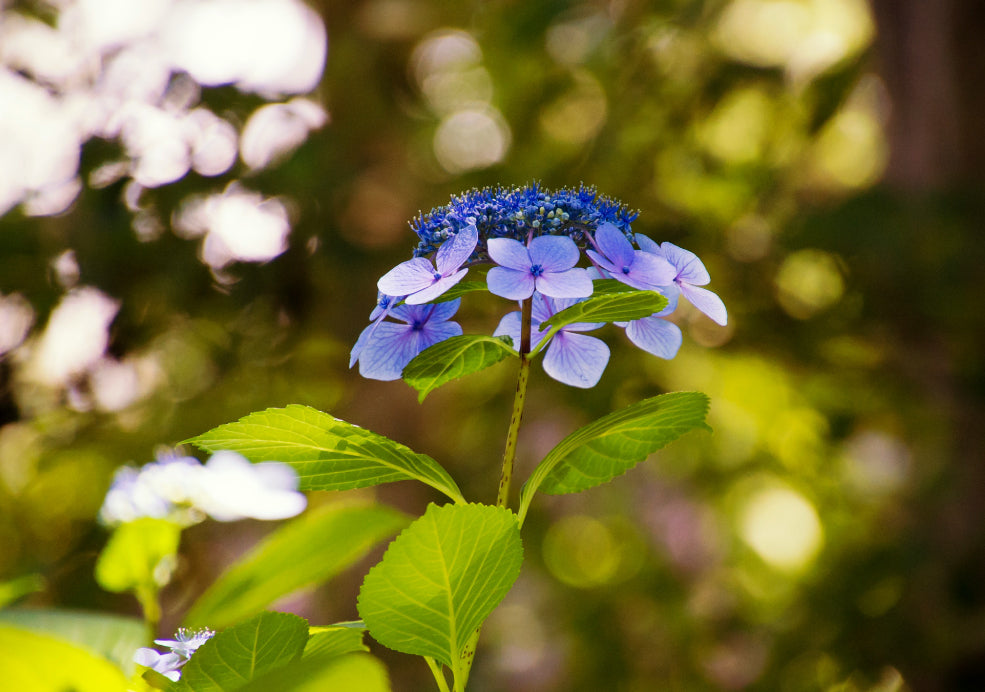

left=660, top=242, right=710, bottom=285
left=487, top=266, right=536, bottom=300
left=680, top=283, right=727, bottom=326
left=378, top=258, right=438, bottom=295
left=634, top=232, right=660, bottom=255
left=594, top=223, right=636, bottom=270
left=434, top=223, right=478, bottom=274
left=527, top=234, right=580, bottom=272
left=542, top=331, right=610, bottom=388
left=487, top=238, right=531, bottom=271
left=403, top=268, right=469, bottom=305
left=624, top=316, right=682, bottom=359
left=356, top=322, right=415, bottom=380
left=535, top=267, right=594, bottom=298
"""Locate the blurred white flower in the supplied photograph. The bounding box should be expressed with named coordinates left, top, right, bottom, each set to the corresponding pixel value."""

left=99, top=451, right=306, bottom=525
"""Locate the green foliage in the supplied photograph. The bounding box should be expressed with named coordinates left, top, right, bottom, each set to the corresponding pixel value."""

left=518, top=392, right=710, bottom=524
left=403, top=334, right=516, bottom=401
left=0, top=574, right=44, bottom=608
left=433, top=280, right=488, bottom=302
left=0, top=624, right=131, bottom=691
left=175, top=612, right=308, bottom=692
left=303, top=622, right=369, bottom=659
left=0, top=609, right=146, bottom=676
left=186, top=405, right=466, bottom=503
left=184, top=503, right=409, bottom=629
left=238, top=653, right=391, bottom=692
left=95, top=518, right=182, bottom=593
left=357, top=503, right=523, bottom=682
left=540, top=289, right=669, bottom=332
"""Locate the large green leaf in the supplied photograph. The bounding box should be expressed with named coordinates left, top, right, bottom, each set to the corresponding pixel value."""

left=357, top=503, right=522, bottom=679
left=186, top=405, right=465, bottom=503
left=95, top=518, right=182, bottom=593
left=403, top=334, right=516, bottom=402
left=184, top=503, right=408, bottom=629
left=0, top=609, right=146, bottom=675
left=238, top=653, right=391, bottom=692
left=540, top=290, right=668, bottom=331
left=175, top=612, right=308, bottom=692
left=0, top=624, right=130, bottom=691
left=303, top=622, right=368, bottom=660
left=518, top=392, right=710, bottom=524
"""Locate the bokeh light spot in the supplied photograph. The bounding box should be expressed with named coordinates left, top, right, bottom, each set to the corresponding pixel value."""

left=738, top=483, right=823, bottom=571
left=774, top=249, right=845, bottom=318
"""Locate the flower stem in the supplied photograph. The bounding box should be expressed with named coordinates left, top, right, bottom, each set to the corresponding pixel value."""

left=425, top=657, right=451, bottom=692
left=497, top=297, right=532, bottom=509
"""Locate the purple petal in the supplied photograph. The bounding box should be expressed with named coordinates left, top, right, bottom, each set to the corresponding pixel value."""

left=535, top=268, right=594, bottom=298
left=434, top=224, right=478, bottom=273
left=487, top=266, right=536, bottom=300
left=660, top=242, right=710, bottom=285
left=356, top=322, right=415, bottom=380
left=542, top=331, right=610, bottom=388
left=350, top=319, right=382, bottom=367
left=624, top=316, right=683, bottom=359
left=423, top=296, right=462, bottom=322
left=594, top=223, right=636, bottom=270
left=629, top=251, right=677, bottom=287
left=403, top=268, right=469, bottom=304
left=530, top=292, right=554, bottom=324
left=586, top=249, right=617, bottom=274
left=634, top=232, right=660, bottom=255
left=416, top=318, right=464, bottom=351
left=391, top=298, right=461, bottom=324
left=527, top=235, right=580, bottom=272
left=378, top=258, right=438, bottom=295
left=680, top=283, right=728, bottom=325
left=487, top=238, right=531, bottom=271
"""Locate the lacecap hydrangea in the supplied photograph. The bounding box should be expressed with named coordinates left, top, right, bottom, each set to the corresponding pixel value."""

left=351, top=183, right=727, bottom=389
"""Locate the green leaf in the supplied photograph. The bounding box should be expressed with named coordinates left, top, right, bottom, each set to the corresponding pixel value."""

left=184, top=503, right=409, bottom=629
left=590, top=278, right=639, bottom=295
left=432, top=280, right=487, bottom=302
left=540, top=289, right=668, bottom=331
left=518, top=392, right=710, bottom=524
left=304, top=622, right=368, bottom=659
left=0, top=624, right=130, bottom=691
left=0, top=609, right=146, bottom=676
left=403, top=334, right=516, bottom=402
left=0, top=573, right=44, bottom=608
left=186, top=405, right=465, bottom=504
left=95, top=518, right=182, bottom=593
left=357, top=503, right=522, bottom=675
left=238, top=653, right=391, bottom=692
left=176, top=612, right=308, bottom=692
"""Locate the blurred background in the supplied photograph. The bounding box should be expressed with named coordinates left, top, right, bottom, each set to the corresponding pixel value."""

left=1, top=0, right=984, bottom=690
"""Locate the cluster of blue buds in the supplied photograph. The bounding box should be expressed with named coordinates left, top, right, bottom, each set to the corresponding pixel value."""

left=351, top=183, right=726, bottom=388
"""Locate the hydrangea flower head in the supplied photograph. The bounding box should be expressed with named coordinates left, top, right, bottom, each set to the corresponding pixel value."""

left=351, top=299, right=463, bottom=380
left=409, top=182, right=639, bottom=259
left=486, top=235, right=593, bottom=300
left=636, top=234, right=728, bottom=326
left=377, top=224, right=477, bottom=304
left=494, top=292, right=610, bottom=388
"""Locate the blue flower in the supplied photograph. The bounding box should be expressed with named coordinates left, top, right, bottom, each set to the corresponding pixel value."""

left=636, top=234, right=728, bottom=326
left=494, top=293, right=609, bottom=388
left=587, top=222, right=676, bottom=290
left=377, top=224, right=477, bottom=305
left=349, top=292, right=402, bottom=368
left=486, top=235, right=593, bottom=300
left=352, top=299, right=463, bottom=380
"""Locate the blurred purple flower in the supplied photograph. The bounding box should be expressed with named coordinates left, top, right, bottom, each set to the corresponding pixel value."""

left=494, top=293, right=609, bottom=388
left=135, top=627, right=215, bottom=682
left=587, top=223, right=676, bottom=290
left=486, top=235, right=592, bottom=300
left=636, top=234, right=728, bottom=326
left=353, top=299, right=463, bottom=380
left=377, top=224, right=477, bottom=305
